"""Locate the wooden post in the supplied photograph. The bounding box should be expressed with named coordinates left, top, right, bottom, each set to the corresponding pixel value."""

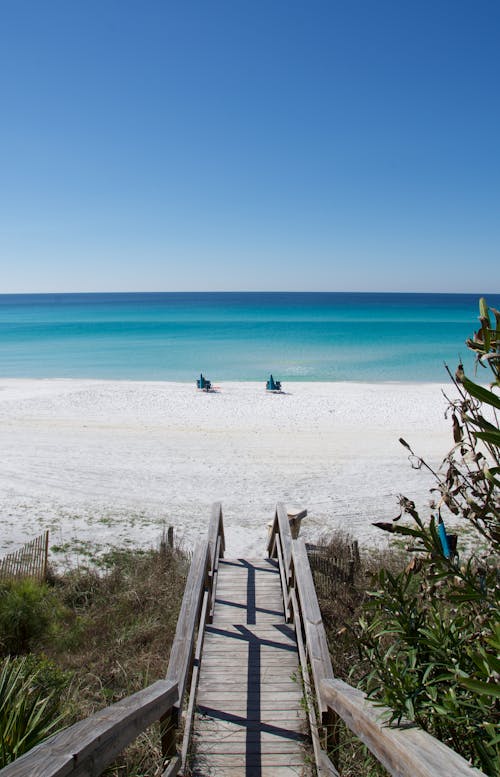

left=43, top=531, right=49, bottom=580
left=348, top=558, right=355, bottom=585
left=287, top=507, right=307, bottom=539
left=167, top=526, right=174, bottom=548
left=160, top=706, right=180, bottom=762
left=322, top=707, right=341, bottom=770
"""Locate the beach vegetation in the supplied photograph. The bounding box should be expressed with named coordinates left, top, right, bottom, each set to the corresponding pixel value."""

left=0, top=540, right=188, bottom=773
left=0, top=579, right=59, bottom=655
left=0, top=654, right=69, bottom=767
left=354, top=297, right=499, bottom=775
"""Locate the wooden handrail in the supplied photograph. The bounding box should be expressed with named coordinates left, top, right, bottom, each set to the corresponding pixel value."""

left=207, top=501, right=225, bottom=571
left=162, top=504, right=225, bottom=770
left=267, top=504, right=487, bottom=777
left=292, top=538, right=333, bottom=717
left=267, top=502, right=292, bottom=572
left=165, top=540, right=210, bottom=710
left=320, top=678, right=485, bottom=777
left=0, top=679, right=178, bottom=777
left=0, top=506, right=226, bottom=777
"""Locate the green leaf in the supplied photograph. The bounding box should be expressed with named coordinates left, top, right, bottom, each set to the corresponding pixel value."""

left=389, top=525, right=427, bottom=539
left=474, top=429, right=500, bottom=446
left=458, top=678, right=500, bottom=698
left=462, top=376, right=500, bottom=410
left=466, top=414, right=499, bottom=433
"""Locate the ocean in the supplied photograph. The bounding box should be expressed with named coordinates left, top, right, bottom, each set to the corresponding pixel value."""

left=0, top=292, right=497, bottom=381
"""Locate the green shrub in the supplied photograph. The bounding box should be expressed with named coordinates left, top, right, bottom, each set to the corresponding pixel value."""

left=0, top=579, right=57, bottom=655
left=357, top=298, right=499, bottom=775
left=0, top=655, right=68, bottom=766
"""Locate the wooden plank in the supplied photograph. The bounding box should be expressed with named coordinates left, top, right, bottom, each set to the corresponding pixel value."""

left=199, top=667, right=298, bottom=677
left=212, top=615, right=285, bottom=624
left=266, top=510, right=279, bottom=558
left=1, top=679, right=178, bottom=777
left=197, top=683, right=301, bottom=695
left=196, top=708, right=307, bottom=722
left=193, top=740, right=307, bottom=754
left=196, top=699, right=306, bottom=711
left=161, top=754, right=181, bottom=777
left=190, top=766, right=309, bottom=777
left=196, top=694, right=304, bottom=705
left=201, top=643, right=296, bottom=653
left=320, top=678, right=486, bottom=777
left=165, top=540, right=209, bottom=707
left=204, top=623, right=296, bottom=636
left=290, top=587, right=339, bottom=777
left=194, top=719, right=307, bottom=734
left=199, top=660, right=299, bottom=671
left=180, top=588, right=210, bottom=771
left=194, top=728, right=307, bottom=742
left=189, top=752, right=307, bottom=766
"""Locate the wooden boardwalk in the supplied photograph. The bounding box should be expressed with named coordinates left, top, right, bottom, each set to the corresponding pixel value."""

left=190, top=557, right=311, bottom=776
left=0, top=503, right=486, bottom=777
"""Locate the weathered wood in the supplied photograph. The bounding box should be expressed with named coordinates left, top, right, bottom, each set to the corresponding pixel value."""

left=1, top=679, right=178, bottom=777
left=0, top=531, right=50, bottom=582
left=266, top=511, right=279, bottom=558
left=276, top=502, right=292, bottom=573
left=275, top=534, right=291, bottom=621
left=165, top=540, right=209, bottom=707
left=292, top=538, right=333, bottom=716
left=287, top=507, right=307, bottom=539
left=190, top=548, right=311, bottom=775
left=195, top=698, right=305, bottom=711
left=317, top=748, right=341, bottom=777
left=190, top=752, right=307, bottom=767
left=196, top=707, right=307, bottom=722
left=161, top=753, right=181, bottom=777
left=190, top=766, right=307, bottom=777
left=194, top=718, right=307, bottom=734
left=180, top=587, right=210, bottom=771
left=320, top=678, right=487, bottom=777
left=208, top=501, right=225, bottom=570
left=290, top=588, right=340, bottom=777
left=163, top=540, right=209, bottom=760
left=193, top=740, right=306, bottom=754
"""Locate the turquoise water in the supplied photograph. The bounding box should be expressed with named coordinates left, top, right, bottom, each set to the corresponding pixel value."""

left=0, top=292, right=497, bottom=381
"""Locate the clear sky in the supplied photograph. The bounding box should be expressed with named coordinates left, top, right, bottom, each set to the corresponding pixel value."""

left=1, top=0, right=499, bottom=293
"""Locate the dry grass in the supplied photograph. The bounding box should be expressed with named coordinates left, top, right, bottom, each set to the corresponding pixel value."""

left=40, top=543, right=189, bottom=775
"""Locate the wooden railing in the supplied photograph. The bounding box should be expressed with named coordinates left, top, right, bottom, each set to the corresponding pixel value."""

left=162, top=501, right=225, bottom=776
left=267, top=502, right=485, bottom=777
left=0, top=531, right=49, bottom=582
left=0, top=506, right=225, bottom=777
left=0, top=680, right=178, bottom=777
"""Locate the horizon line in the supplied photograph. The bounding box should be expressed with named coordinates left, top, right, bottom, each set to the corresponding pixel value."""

left=0, top=290, right=497, bottom=297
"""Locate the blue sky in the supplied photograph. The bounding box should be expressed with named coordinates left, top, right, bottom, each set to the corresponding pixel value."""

left=1, top=0, right=499, bottom=293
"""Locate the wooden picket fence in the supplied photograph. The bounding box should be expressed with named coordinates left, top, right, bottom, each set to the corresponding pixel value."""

left=308, top=539, right=360, bottom=592
left=0, top=531, right=49, bottom=582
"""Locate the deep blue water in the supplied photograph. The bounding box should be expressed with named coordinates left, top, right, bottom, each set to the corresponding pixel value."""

left=0, top=292, right=497, bottom=381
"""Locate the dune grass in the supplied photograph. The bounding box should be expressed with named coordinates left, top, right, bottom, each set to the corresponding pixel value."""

left=0, top=541, right=189, bottom=775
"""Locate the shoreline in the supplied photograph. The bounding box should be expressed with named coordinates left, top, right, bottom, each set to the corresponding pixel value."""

left=0, top=378, right=455, bottom=561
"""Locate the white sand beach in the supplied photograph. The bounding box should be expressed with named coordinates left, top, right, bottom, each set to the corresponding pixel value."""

left=0, top=379, right=455, bottom=562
